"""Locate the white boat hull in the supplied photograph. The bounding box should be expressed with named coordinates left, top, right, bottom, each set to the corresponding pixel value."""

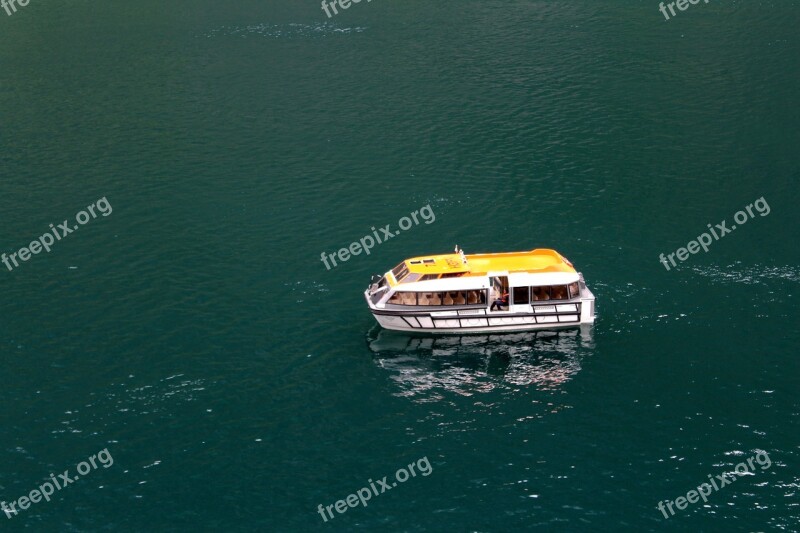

left=368, top=290, right=595, bottom=334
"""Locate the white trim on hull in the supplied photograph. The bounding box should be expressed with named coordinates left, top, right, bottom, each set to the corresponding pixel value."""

left=370, top=296, right=595, bottom=334
left=372, top=312, right=586, bottom=334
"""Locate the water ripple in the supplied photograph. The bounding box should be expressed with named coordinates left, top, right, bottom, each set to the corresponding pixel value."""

left=204, top=22, right=367, bottom=39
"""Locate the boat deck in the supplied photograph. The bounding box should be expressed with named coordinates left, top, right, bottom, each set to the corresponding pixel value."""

left=404, top=249, right=576, bottom=277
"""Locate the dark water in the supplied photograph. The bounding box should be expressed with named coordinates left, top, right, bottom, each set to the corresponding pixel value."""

left=1, top=0, right=799, bottom=530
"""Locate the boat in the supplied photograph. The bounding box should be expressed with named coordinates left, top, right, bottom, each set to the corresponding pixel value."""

left=364, top=246, right=596, bottom=334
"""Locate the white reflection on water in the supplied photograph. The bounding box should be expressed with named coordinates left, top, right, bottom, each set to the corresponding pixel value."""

left=204, top=22, right=366, bottom=39
left=367, top=326, right=594, bottom=401
left=690, top=262, right=800, bottom=285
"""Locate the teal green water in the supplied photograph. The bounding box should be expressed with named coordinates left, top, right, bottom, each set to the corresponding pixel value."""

left=2, top=1, right=799, bottom=530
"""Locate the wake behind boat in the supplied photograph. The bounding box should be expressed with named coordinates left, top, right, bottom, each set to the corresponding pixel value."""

left=365, top=247, right=596, bottom=334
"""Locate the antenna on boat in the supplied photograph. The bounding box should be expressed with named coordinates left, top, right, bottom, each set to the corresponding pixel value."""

left=455, top=245, right=467, bottom=264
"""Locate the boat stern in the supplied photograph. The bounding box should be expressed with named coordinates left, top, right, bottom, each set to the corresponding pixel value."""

left=578, top=273, right=596, bottom=324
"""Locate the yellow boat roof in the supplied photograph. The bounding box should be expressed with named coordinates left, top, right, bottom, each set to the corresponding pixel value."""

left=403, top=248, right=575, bottom=277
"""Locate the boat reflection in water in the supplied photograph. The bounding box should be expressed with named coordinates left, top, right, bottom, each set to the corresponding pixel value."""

left=367, top=326, right=594, bottom=401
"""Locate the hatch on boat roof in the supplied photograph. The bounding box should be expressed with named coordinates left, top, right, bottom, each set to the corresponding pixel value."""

left=404, top=252, right=469, bottom=275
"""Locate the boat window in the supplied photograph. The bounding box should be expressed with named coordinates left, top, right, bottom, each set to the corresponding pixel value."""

left=403, top=273, right=422, bottom=283
left=568, top=282, right=580, bottom=299
left=414, top=292, right=436, bottom=305
left=420, top=274, right=439, bottom=281
left=465, top=289, right=486, bottom=304
left=532, top=286, right=550, bottom=301
left=409, top=260, right=423, bottom=265
left=412, top=290, right=484, bottom=306
left=388, top=292, right=418, bottom=305
left=423, top=259, right=435, bottom=264
left=512, top=286, right=529, bottom=305
left=440, top=272, right=464, bottom=279
left=391, top=262, right=409, bottom=283
left=551, top=285, right=568, bottom=300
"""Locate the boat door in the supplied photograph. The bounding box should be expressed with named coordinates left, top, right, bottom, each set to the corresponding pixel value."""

left=509, top=285, right=532, bottom=314
left=488, top=274, right=509, bottom=311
